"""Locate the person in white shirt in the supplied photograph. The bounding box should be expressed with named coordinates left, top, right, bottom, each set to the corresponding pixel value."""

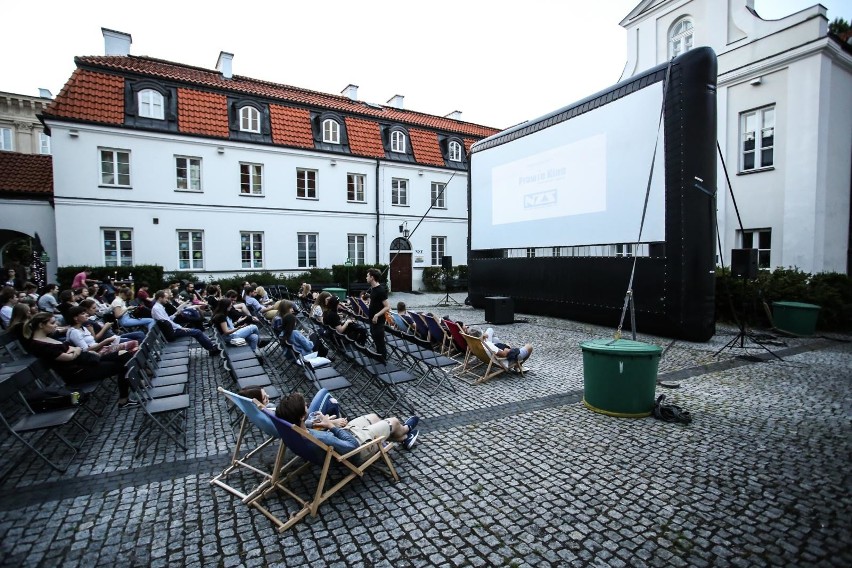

left=152, top=289, right=220, bottom=356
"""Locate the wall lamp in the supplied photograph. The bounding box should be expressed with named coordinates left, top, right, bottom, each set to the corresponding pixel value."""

left=399, top=221, right=409, bottom=238
left=217, top=146, right=225, bottom=154
left=330, top=158, right=337, bottom=166
left=69, top=129, right=79, bottom=138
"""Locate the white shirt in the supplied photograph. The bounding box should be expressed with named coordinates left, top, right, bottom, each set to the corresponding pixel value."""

left=152, top=302, right=181, bottom=330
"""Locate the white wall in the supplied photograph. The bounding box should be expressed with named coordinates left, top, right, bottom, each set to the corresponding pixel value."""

left=0, top=198, right=58, bottom=279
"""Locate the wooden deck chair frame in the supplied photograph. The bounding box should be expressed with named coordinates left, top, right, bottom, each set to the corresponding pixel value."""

left=458, top=332, right=514, bottom=384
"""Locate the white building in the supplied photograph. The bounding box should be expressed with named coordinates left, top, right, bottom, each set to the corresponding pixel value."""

left=620, top=0, right=852, bottom=274
left=41, top=29, right=499, bottom=291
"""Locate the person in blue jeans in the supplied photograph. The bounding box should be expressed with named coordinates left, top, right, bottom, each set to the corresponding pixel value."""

left=151, top=290, right=221, bottom=356
left=212, top=298, right=261, bottom=357
left=110, top=287, right=155, bottom=331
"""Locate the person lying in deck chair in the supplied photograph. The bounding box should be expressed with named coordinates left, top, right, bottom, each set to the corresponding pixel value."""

left=276, top=392, right=421, bottom=456
left=468, top=327, right=533, bottom=370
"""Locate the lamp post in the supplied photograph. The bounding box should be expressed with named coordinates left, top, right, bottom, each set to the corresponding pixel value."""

left=344, top=258, right=353, bottom=295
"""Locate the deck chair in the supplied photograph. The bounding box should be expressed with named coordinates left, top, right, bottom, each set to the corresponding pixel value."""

left=458, top=332, right=514, bottom=384
left=423, top=314, right=452, bottom=355
left=442, top=319, right=468, bottom=359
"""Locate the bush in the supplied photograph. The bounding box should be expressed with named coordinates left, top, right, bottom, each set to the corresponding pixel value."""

left=421, top=265, right=468, bottom=292
left=58, top=265, right=164, bottom=291
left=330, top=264, right=389, bottom=288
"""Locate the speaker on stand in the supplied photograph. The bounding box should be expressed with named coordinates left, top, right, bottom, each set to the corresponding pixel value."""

left=436, top=255, right=461, bottom=307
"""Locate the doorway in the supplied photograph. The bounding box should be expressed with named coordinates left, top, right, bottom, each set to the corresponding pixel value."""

left=389, top=238, right=412, bottom=292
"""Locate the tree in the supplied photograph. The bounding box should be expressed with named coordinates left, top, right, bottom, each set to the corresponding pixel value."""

left=828, top=17, right=850, bottom=36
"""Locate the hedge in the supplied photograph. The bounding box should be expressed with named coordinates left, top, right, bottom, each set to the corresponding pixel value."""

left=422, top=265, right=468, bottom=292
left=57, top=265, right=164, bottom=291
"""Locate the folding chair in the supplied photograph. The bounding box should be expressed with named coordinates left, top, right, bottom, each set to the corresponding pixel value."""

left=126, top=365, right=190, bottom=457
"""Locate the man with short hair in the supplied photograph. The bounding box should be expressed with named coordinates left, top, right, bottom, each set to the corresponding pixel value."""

left=152, top=289, right=220, bottom=356
left=366, top=268, right=390, bottom=360
left=71, top=268, right=96, bottom=290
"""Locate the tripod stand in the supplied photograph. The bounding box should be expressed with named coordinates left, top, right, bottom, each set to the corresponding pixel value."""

left=713, top=277, right=782, bottom=361
left=435, top=269, right=461, bottom=307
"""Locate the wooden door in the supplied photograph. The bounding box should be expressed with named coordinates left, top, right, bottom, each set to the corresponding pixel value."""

left=390, top=253, right=412, bottom=292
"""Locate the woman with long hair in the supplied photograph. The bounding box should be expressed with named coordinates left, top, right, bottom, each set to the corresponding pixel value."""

left=280, top=312, right=330, bottom=364
left=5, top=303, right=32, bottom=341
left=22, top=312, right=137, bottom=408
left=311, top=291, right=331, bottom=321
left=66, top=305, right=139, bottom=355
left=211, top=298, right=261, bottom=357
left=110, top=287, right=155, bottom=331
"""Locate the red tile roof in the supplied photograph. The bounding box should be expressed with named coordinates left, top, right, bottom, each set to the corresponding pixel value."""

left=0, top=153, right=53, bottom=196
left=177, top=88, right=229, bottom=138
left=345, top=117, right=386, bottom=158
left=409, top=129, right=445, bottom=167
left=270, top=105, right=314, bottom=148
left=43, top=69, right=124, bottom=125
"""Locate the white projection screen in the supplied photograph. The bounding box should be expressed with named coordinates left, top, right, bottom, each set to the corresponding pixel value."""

left=471, top=82, right=665, bottom=250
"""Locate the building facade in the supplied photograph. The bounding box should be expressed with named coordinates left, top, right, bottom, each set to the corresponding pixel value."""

left=0, top=90, right=53, bottom=155
left=620, top=0, right=852, bottom=274
left=41, top=29, right=499, bottom=290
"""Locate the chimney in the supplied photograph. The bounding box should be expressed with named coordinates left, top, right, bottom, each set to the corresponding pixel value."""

left=341, top=84, right=359, bottom=101
left=444, top=110, right=462, bottom=120
left=38, top=88, right=53, bottom=99
left=102, top=28, right=132, bottom=56
left=386, top=94, right=404, bottom=109
left=216, top=51, right=234, bottom=80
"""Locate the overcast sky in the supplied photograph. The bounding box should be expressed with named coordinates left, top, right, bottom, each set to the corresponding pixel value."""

left=2, top=0, right=848, bottom=129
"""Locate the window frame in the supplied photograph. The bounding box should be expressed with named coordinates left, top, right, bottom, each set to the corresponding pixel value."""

left=322, top=119, right=340, bottom=144
left=99, top=148, right=131, bottom=187
left=431, top=182, right=447, bottom=209
left=448, top=140, right=462, bottom=162
left=739, top=105, right=775, bottom=172
left=669, top=17, right=694, bottom=58
left=347, top=173, right=366, bottom=203
left=0, top=127, right=12, bottom=151
left=740, top=228, right=772, bottom=270
left=297, top=233, right=318, bottom=268
left=175, top=156, right=202, bottom=192
left=391, top=130, right=407, bottom=153
left=347, top=234, right=366, bottom=265
left=240, top=231, right=264, bottom=269
left=177, top=230, right=205, bottom=270
left=102, top=228, right=133, bottom=267
left=431, top=236, right=446, bottom=266
left=138, top=88, right=165, bottom=120
left=391, top=178, right=409, bottom=206
left=239, top=162, right=264, bottom=196
left=296, top=168, right=318, bottom=199
left=39, top=132, right=50, bottom=155
left=239, top=105, right=261, bottom=133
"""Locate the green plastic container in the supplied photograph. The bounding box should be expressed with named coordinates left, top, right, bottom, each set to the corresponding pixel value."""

left=772, top=301, right=821, bottom=336
left=324, top=287, right=347, bottom=300
left=580, top=339, right=662, bottom=418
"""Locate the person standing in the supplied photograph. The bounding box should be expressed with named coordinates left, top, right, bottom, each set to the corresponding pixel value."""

left=366, top=268, right=390, bottom=360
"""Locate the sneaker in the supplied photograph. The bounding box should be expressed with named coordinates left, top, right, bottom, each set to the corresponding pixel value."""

left=403, top=429, right=419, bottom=450
left=118, top=399, right=140, bottom=409
left=404, top=416, right=419, bottom=433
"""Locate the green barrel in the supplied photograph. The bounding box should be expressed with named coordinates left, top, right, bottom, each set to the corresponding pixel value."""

left=772, top=301, right=821, bottom=336
left=580, top=339, right=662, bottom=417
left=324, top=287, right=347, bottom=300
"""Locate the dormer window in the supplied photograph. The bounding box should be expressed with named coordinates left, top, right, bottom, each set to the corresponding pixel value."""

left=323, top=119, right=340, bottom=144
left=138, top=89, right=164, bottom=119
left=448, top=140, right=462, bottom=162
left=669, top=18, right=694, bottom=58
left=240, top=106, right=260, bottom=133
left=391, top=130, right=406, bottom=153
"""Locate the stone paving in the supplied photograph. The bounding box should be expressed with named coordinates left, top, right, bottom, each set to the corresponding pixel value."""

left=1, top=292, right=850, bottom=567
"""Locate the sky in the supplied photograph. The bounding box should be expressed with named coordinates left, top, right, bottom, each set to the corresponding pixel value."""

left=2, top=0, right=849, bottom=129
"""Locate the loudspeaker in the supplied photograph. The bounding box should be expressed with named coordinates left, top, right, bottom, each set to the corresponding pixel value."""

left=441, top=255, right=453, bottom=272
left=485, top=296, right=514, bottom=324
left=731, top=248, right=758, bottom=279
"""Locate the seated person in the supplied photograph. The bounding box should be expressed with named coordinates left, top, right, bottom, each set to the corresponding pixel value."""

left=0, top=286, right=17, bottom=329
left=110, top=286, right=155, bottom=331
left=135, top=282, right=153, bottom=308
left=468, top=327, right=533, bottom=368
left=275, top=391, right=420, bottom=455
left=212, top=298, right=262, bottom=357
left=323, top=296, right=367, bottom=343
left=78, top=299, right=146, bottom=344
left=36, top=283, right=61, bottom=315
left=66, top=305, right=139, bottom=355
left=4, top=303, right=31, bottom=341
left=311, top=291, right=331, bottom=321
left=151, top=289, right=220, bottom=356
left=280, top=313, right=331, bottom=366
left=394, top=301, right=416, bottom=331
left=56, top=289, right=78, bottom=323
left=262, top=297, right=296, bottom=320
left=179, top=282, right=208, bottom=308
left=205, top=284, right=223, bottom=312
left=224, top=290, right=255, bottom=320
left=254, top=286, right=273, bottom=306
left=23, top=281, right=38, bottom=302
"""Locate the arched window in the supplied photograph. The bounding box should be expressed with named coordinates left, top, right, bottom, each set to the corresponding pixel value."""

left=669, top=18, right=694, bottom=58
left=390, top=237, right=412, bottom=251
left=448, top=140, right=462, bottom=162
left=240, top=106, right=260, bottom=133
left=138, top=89, right=164, bottom=119
left=322, top=119, right=340, bottom=143
left=391, top=130, right=406, bottom=153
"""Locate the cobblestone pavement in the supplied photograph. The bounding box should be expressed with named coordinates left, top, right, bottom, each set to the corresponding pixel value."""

left=1, top=293, right=850, bottom=567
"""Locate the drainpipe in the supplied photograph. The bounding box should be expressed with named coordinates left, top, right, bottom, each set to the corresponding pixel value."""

left=375, top=158, right=381, bottom=264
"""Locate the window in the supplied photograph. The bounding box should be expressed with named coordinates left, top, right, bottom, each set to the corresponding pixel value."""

left=431, top=236, right=446, bottom=266
left=552, top=247, right=562, bottom=257
left=175, top=156, right=201, bottom=191
left=100, top=149, right=131, bottom=186
left=740, top=106, right=775, bottom=171
left=297, top=169, right=317, bottom=199
left=431, top=182, right=446, bottom=209
left=177, top=230, right=204, bottom=270
left=669, top=18, right=694, bottom=58
left=348, top=234, right=366, bottom=265
left=138, top=89, right=164, bottom=119
left=614, top=244, right=634, bottom=257
left=298, top=233, right=318, bottom=268
left=240, top=163, right=263, bottom=195
left=526, top=248, right=536, bottom=258
left=448, top=140, right=462, bottom=162
left=347, top=173, right=366, bottom=202
left=0, top=127, right=12, bottom=151
left=241, top=232, right=264, bottom=269
left=39, top=133, right=50, bottom=155
left=741, top=229, right=772, bottom=269
left=392, top=178, right=408, bottom=206
left=391, top=130, right=406, bottom=153
left=240, top=106, right=260, bottom=133
left=103, top=228, right=133, bottom=267
left=322, top=119, right=340, bottom=144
